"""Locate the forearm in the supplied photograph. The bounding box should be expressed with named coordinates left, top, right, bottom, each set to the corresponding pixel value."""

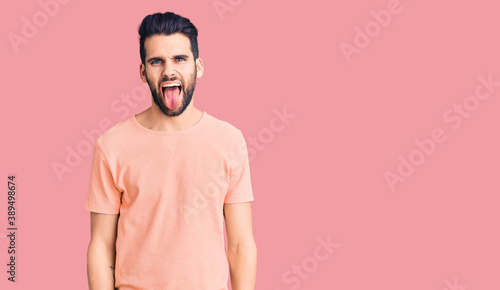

left=87, top=242, right=117, bottom=290
left=228, top=241, right=257, bottom=290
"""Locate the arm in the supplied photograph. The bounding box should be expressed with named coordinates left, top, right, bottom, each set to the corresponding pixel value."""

left=224, top=202, right=257, bottom=290
left=87, top=212, right=119, bottom=290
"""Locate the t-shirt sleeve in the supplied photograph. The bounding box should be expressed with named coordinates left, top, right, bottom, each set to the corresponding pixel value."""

left=84, top=138, right=122, bottom=214
left=224, top=130, right=254, bottom=203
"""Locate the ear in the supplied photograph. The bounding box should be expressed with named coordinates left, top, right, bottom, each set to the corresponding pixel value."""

left=139, top=63, right=147, bottom=83
left=195, top=57, right=204, bottom=78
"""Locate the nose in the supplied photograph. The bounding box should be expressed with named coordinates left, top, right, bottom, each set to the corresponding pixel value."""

left=163, top=60, right=177, bottom=78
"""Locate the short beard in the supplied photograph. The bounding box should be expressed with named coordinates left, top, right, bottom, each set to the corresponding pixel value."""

left=146, top=69, right=196, bottom=117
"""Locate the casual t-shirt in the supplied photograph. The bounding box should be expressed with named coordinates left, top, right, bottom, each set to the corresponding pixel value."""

left=84, top=110, right=254, bottom=290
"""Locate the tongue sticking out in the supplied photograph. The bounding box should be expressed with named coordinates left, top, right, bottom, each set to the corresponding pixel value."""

left=164, top=86, right=181, bottom=109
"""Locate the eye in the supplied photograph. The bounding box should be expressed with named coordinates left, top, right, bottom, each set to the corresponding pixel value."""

left=176, top=57, right=185, bottom=62
left=151, top=60, right=161, bottom=64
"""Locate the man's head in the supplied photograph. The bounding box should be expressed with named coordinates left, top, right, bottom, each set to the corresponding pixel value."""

left=138, top=12, right=203, bottom=117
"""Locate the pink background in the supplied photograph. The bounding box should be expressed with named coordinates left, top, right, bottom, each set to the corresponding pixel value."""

left=1, top=0, right=499, bottom=289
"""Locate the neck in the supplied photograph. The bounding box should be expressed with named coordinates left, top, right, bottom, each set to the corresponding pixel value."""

left=136, top=102, right=203, bottom=132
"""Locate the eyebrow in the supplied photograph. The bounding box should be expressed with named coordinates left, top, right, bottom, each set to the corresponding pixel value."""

left=147, top=54, right=189, bottom=63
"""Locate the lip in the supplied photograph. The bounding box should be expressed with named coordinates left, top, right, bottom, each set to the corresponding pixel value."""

left=161, top=81, right=182, bottom=87
left=161, top=82, right=182, bottom=97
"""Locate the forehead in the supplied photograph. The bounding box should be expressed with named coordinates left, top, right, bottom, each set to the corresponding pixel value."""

left=144, top=33, right=192, bottom=58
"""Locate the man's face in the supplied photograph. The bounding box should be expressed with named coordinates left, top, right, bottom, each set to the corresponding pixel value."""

left=140, top=33, right=202, bottom=117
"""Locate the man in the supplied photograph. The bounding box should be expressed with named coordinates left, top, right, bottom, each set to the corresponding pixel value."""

left=85, top=11, right=257, bottom=290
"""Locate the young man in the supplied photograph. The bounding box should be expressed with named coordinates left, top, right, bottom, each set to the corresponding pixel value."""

left=85, top=12, right=257, bottom=290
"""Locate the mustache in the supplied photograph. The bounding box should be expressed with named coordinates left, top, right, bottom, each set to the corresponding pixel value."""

left=159, top=77, right=180, bottom=84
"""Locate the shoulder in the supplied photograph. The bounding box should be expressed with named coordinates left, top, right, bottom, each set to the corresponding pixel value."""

left=203, top=112, right=245, bottom=142
left=95, top=116, right=134, bottom=150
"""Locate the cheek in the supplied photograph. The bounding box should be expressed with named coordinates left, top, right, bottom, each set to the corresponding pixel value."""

left=183, top=71, right=195, bottom=84
left=146, top=68, right=161, bottom=80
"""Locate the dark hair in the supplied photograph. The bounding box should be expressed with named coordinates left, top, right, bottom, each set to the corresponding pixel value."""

left=138, top=12, right=199, bottom=65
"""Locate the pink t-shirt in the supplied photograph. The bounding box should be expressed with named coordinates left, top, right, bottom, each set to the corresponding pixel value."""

left=85, top=111, right=254, bottom=289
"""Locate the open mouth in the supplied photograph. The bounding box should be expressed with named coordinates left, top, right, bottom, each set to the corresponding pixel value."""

left=161, top=83, right=182, bottom=97
left=161, top=82, right=182, bottom=109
